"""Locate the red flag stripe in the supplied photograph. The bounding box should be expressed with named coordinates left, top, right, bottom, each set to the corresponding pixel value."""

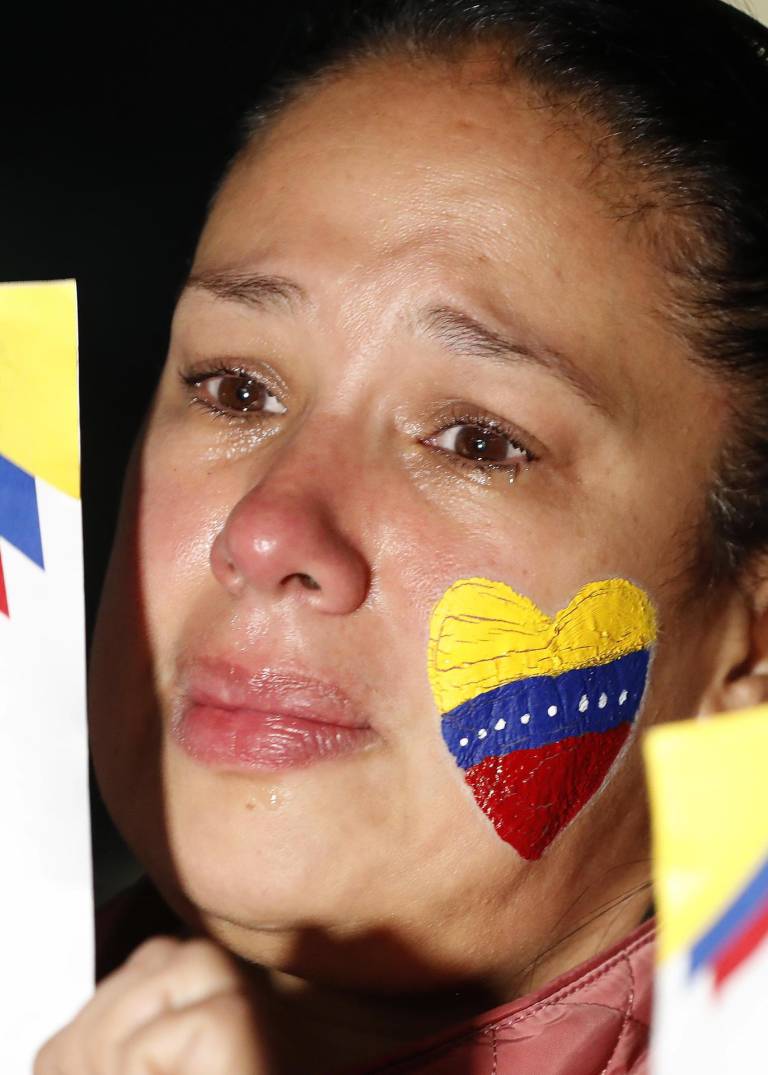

left=713, top=895, right=768, bottom=990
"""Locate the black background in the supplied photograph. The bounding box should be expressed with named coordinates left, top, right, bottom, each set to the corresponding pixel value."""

left=1, top=6, right=321, bottom=902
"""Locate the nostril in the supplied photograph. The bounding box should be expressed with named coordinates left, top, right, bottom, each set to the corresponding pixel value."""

left=224, top=556, right=244, bottom=594
left=287, top=572, right=321, bottom=591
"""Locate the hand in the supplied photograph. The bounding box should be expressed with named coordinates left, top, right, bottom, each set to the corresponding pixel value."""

left=34, top=936, right=272, bottom=1075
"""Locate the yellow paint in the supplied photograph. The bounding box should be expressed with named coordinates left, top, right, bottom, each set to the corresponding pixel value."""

left=645, top=706, right=768, bottom=961
left=428, top=577, right=657, bottom=714
left=0, top=280, right=80, bottom=499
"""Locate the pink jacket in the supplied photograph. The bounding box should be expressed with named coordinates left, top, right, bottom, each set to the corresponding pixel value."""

left=356, top=920, right=654, bottom=1074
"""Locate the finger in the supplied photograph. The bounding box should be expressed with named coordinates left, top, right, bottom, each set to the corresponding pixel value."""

left=32, top=950, right=175, bottom=1075
left=34, top=1028, right=77, bottom=1075
left=65, top=936, right=181, bottom=1036
left=120, top=991, right=272, bottom=1075
left=91, top=939, right=247, bottom=1074
left=124, top=936, right=181, bottom=973
left=38, top=938, right=182, bottom=1075
left=146, top=937, right=247, bottom=1010
left=35, top=938, right=245, bottom=1075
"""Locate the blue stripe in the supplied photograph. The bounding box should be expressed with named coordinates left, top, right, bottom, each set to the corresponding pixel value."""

left=690, top=853, right=768, bottom=976
left=441, top=649, right=650, bottom=770
left=0, top=453, right=44, bottom=568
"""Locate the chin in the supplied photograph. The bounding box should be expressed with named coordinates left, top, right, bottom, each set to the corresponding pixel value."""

left=152, top=751, right=367, bottom=928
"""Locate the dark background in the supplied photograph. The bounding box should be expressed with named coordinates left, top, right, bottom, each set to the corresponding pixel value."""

left=1, top=6, right=322, bottom=904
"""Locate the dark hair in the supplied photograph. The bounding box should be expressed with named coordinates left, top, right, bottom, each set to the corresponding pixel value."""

left=235, top=0, right=768, bottom=585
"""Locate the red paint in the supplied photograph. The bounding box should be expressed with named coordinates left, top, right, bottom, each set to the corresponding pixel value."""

left=713, top=897, right=768, bottom=990
left=0, top=549, right=7, bottom=617
left=463, top=725, right=631, bottom=859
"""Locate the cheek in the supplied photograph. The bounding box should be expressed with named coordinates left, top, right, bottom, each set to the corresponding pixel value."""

left=428, top=576, right=657, bottom=860
left=136, top=458, right=225, bottom=626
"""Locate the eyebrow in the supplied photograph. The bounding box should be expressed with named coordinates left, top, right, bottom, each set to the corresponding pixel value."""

left=184, top=269, right=309, bottom=310
left=419, top=304, right=613, bottom=416
left=183, top=270, right=611, bottom=416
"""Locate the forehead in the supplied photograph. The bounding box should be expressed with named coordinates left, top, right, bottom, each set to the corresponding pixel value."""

left=196, top=57, right=670, bottom=347
left=193, top=58, right=702, bottom=422
left=203, top=59, right=643, bottom=258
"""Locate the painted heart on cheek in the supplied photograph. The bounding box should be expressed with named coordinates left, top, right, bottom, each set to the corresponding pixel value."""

left=428, top=578, right=657, bottom=860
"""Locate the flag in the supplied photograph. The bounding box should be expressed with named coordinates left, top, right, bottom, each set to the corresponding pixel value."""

left=0, top=280, right=93, bottom=1072
left=645, top=706, right=768, bottom=1075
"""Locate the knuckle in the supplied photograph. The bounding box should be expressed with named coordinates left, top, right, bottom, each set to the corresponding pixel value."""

left=33, top=1029, right=75, bottom=1075
left=127, top=934, right=181, bottom=969
left=32, top=1037, right=56, bottom=1074
left=178, top=937, right=239, bottom=979
left=205, top=988, right=251, bottom=1024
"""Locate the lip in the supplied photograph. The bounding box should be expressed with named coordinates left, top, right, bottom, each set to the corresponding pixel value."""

left=171, top=659, right=378, bottom=772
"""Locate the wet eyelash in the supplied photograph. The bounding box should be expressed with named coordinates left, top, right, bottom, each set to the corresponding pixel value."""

left=178, top=362, right=253, bottom=396
left=432, top=406, right=537, bottom=472
left=179, top=363, right=242, bottom=384
left=177, top=363, right=281, bottom=422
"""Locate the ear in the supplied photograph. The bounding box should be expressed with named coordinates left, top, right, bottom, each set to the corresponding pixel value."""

left=698, top=562, right=768, bottom=715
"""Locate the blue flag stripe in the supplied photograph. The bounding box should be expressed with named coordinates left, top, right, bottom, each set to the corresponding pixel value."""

left=441, top=649, right=650, bottom=770
left=689, top=853, right=768, bottom=976
left=0, top=452, right=45, bottom=569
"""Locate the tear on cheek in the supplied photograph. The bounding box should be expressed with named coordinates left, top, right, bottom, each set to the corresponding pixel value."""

left=428, top=577, right=657, bottom=860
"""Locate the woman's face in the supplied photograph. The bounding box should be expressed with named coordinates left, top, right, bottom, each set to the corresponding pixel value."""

left=91, top=58, right=734, bottom=991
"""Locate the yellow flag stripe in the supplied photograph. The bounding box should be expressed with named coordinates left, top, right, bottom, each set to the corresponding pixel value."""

left=645, top=706, right=768, bottom=961
left=0, top=280, right=79, bottom=499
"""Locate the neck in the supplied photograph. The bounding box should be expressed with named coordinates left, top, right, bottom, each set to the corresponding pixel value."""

left=257, top=970, right=495, bottom=1073
left=248, top=888, right=653, bottom=1074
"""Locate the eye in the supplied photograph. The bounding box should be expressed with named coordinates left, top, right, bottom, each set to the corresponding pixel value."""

left=181, top=366, right=287, bottom=417
left=428, top=421, right=530, bottom=467
left=202, top=373, right=286, bottom=415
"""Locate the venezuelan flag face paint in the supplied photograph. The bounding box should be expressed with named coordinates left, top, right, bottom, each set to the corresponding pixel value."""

left=428, top=578, right=657, bottom=860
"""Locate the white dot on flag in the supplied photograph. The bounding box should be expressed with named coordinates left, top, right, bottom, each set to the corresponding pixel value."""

left=619, top=690, right=628, bottom=705
left=598, top=693, right=608, bottom=709
left=494, top=718, right=506, bottom=731
left=459, top=737, right=469, bottom=747
left=478, top=728, right=487, bottom=739
left=578, top=695, right=589, bottom=713
left=547, top=705, right=558, bottom=717
left=521, top=713, right=531, bottom=725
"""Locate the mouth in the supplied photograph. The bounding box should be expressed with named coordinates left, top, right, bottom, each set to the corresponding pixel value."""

left=171, top=659, right=379, bottom=773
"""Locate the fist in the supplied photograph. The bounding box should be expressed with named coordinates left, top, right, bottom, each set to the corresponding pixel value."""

left=34, top=936, right=271, bottom=1075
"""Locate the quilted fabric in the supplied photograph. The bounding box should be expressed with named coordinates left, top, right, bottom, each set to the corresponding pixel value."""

left=355, top=920, right=654, bottom=1075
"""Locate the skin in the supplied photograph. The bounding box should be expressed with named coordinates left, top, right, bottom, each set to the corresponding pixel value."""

left=45, top=54, right=768, bottom=1073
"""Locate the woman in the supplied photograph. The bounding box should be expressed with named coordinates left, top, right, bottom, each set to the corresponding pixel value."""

left=36, top=1, right=768, bottom=1071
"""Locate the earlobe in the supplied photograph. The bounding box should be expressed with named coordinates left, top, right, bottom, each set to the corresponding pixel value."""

left=716, top=671, right=768, bottom=713
left=701, top=564, right=768, bottom=716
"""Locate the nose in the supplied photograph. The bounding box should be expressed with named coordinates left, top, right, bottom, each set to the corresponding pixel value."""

left=210, top=487, right=370, bottom=614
